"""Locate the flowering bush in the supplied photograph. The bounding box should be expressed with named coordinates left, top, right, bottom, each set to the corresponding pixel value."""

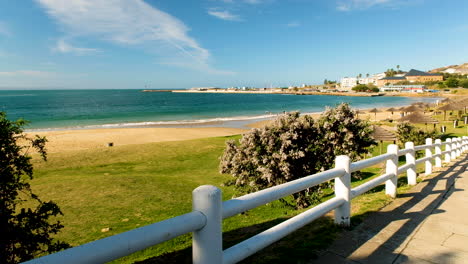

left=220, top=103, right=376, bottom=208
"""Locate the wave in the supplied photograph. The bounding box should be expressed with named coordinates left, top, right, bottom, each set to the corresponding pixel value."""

left=0, top=94, right=36, bottom=97
left=25, top=113, right=284, bottom=131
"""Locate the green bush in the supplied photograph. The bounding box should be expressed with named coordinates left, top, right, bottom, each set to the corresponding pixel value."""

left=460, top=79, right=468, bottom=88
left=445, top=77, right=459, bottom=88
left=396, top=122, right=439, bottom=148
left=0, top=112, right=69, bottom=263
left=220, top=104, right=376, bottom=208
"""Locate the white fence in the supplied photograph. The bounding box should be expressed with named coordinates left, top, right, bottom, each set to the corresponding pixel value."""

left=25, top=136, right=468, bottom=264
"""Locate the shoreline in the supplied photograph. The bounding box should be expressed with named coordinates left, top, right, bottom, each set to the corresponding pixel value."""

left=25, top=99, right=441, bottom=153
left=170, top=89, right=448, bottom=98
left=24, top=96, right=443, bottom=132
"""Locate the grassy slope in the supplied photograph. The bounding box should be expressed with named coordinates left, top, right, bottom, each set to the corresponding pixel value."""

left=29, top=115, right=466, bottom=263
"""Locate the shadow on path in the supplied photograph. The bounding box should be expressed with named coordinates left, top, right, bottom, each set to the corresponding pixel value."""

left=310, top=155, right=467, bottom=263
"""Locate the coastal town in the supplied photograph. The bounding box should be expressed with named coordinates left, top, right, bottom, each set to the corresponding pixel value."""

left=143, top=63, right=468, bottom=96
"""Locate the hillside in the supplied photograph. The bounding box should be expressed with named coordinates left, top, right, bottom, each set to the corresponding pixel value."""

left=430, top=63, right=468, bottom=74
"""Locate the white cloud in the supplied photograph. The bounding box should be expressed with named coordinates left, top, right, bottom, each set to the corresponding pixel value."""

left=218, top=0, right=263, bottom=3
left=35, top=0, right=230, bottom=74
left=286, top=21, right=300, bottom=27
left=208, top=8, right=242, bottom=21
left=337, top=0, right=393, bottom=11
left=0, top=21, right=11, bottom=36
left=244, top=0, right=263, bottom=4
left=0, top=70, right=55, bottom=77
left=54, top=39, right=100, bottom=55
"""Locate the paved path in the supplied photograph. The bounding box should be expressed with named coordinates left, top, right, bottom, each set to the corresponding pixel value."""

left=311, top=155, right=468, bottom=264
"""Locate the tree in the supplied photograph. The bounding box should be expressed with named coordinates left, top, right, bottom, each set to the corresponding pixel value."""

left=445, top=77, right=459, bottom=88
left=367, top=84, right=380, bottom=92
left=436, top=82, right=446, bottom=89
left=385, top=68, right=396, bottom=77
left=352, top=84, right=378, bottom=92
left=460, top=79, right=468, bottom=88
left=220, top=104, right=375, bottom=208
left=0, top=112, right=69, bottom=263
left=352, top=84, right=369, bottom=92
left=396, top=123, right=438, bottom=148
left=396, top=65, right=400, bottom=72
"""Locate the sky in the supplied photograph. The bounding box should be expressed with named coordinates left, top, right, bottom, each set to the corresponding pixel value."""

left=0, top=0, right=467, bottom=89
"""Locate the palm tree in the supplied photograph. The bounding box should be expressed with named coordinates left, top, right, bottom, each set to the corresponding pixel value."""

left=397, top=65, right=400, bottom=73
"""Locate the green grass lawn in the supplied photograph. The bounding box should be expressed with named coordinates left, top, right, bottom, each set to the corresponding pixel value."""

left=28, top=114, right=467, bottom=263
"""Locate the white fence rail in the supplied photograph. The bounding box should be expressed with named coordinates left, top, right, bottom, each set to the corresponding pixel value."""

left=24, top=136, right=468, bottom=264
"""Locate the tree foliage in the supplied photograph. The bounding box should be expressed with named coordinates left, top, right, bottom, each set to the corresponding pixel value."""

left=220, top=104, right=376, bottom=208
left=445, top=77, right=459, bottom=88
left=352, top=84, right=379, bottom=93
left=316, top=104, right=376, bottom=169
left=385, top=68, right=396, bottom=77
left=0, top=112, right=69, bottom=263
left=460, top=79, right=468, bottom=88
left=396, top=122, right=438, bottom=148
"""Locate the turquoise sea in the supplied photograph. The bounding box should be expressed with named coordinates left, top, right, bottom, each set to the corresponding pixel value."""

left=0, top=89, right=439, bottom=130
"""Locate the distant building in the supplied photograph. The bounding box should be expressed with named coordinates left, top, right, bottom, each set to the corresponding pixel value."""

left=380, top=84, right=426, bottom=93
left=339, top=73, right=385, bottom=91
left=376, top=69, right=443, bottom=87
left=404, top=69, right=444, bottom=83
left=376, top=76, right=406, bottom=86
left=340, top=77, right=357, bottom=90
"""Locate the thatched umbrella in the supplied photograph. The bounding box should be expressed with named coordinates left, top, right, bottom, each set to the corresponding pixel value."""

left=453, top=98, right=468, bottom=114
left=372, top=125, right=397, bottom=154
left=355, top=109, right=365, bottom=118
left=402, top=105, right=423, bottom=113
left=397, top=106, right=407, bottom=111
left=368, top=108, right=380, bottom=121
left=398, top=111, right=439, bottom=130
left=386, top=107, right=397, bottom=115
left=437, top=103, right=464, bottom=120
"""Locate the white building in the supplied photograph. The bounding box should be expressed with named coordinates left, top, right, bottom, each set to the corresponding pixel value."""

left=380, top=84, right=426, bottom=93
left=339, top=77, right=357, bottom=91
left=339, top=73, right=385, bottom=91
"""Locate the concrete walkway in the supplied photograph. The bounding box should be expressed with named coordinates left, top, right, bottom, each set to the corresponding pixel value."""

left=311, top=155, right=468, bottom=264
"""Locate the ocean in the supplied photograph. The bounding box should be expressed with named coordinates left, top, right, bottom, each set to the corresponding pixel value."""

left=0, top=89, right=439, bottom=130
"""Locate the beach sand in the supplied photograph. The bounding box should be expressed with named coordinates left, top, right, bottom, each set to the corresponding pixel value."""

left=248, top=106, right=403, bottom=128
left=27, top=127, right=247, bottom=153
left=25, top=105, right=422, bottom=153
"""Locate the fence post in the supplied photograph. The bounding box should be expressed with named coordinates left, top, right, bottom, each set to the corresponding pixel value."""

left=445, top=138, right=452, bottom=163
left=192, top=185, right=222, bottom=264
left=386, top=144, right=398, bottom=198
left=435, top=139, right=442, bottom=168
left=405, top=142, right=417, bottom=185
left=464, top=136, right=468, bottom=152
left=425, top=138, right=433, bottom=176
left=334, top=155, right=351, bottom=227
left=451, top=137, right=457, bottom=160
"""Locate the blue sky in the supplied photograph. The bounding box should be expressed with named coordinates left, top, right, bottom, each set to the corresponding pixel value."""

left=0, top=0, right=467, bottom=89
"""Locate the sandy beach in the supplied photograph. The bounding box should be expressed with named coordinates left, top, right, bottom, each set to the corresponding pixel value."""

left=25, top=104, right=412, bottom=153
left=27, top=127, right=248, bottom=153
